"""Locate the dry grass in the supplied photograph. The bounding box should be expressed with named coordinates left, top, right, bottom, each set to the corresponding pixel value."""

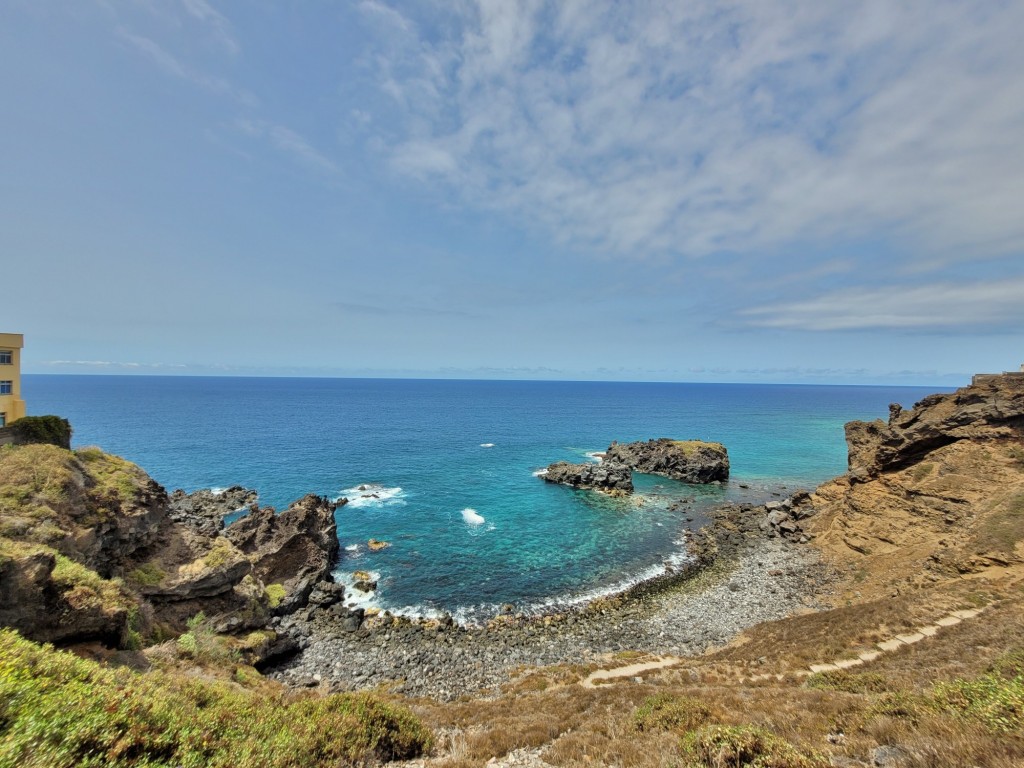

left=403, top=583, right=1024, bottom=768
left=0, top=444, right=151, bottom=552
left=975, top=492, right=1024, bottom=554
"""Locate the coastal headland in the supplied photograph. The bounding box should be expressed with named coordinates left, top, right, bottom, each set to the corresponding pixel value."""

left=2, top=372, right=1024, bottom=766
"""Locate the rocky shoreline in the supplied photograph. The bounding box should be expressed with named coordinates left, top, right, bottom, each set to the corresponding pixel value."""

left=267, top=500, right=828, bottom=700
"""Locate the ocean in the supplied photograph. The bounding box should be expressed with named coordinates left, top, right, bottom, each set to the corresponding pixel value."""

left=23, top=375, right=947, bottom=622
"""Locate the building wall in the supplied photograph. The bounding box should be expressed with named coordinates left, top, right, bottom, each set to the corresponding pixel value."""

left=0, top=333, right=26, bottom=427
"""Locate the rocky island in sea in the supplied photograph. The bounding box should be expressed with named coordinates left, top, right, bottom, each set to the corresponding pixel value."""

left=2, top=370, right=1024, bottom=766
left=542, top=438, right=730, bottom=493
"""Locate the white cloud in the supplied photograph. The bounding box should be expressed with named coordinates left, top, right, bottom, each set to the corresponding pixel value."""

left=740, top=277, right=1024, bottom=331
left=116, top=27, right=254, bottom=105
left=180, top=0, right=240, bottom=55
left=358, top=1, right=1024, bottom=263
left=235, top=119, right=340, bottom=174
left=43, top=360, right=187, bottom=369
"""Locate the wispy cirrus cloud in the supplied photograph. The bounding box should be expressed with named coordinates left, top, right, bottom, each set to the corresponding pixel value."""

left=42, top=360, right=188, bottom=370
left=235, top=119, right=340, bottom=175
left=333, top=301, right=478, bottom=318
left=740, top=277, right=1024, bottom=332
left=115, top=27, right=255, bottom=105
left=357, top=1, right=1024, bottom=265
left=180, top=0, right=239, bottom=55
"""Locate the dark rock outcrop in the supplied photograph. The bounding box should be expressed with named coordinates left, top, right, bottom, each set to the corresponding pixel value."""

left=542, top=461, right=634, bottom=492
left=604, top=438, right=730, bottom=483
left=225, top=494, right=342, bottom=614
left=168, top=485, right=257, bottom=536
left=0, top=549, right=130, bottom=646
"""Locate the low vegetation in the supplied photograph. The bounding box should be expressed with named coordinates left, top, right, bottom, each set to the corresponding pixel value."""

left=0, top=629, right=432, bottom=767
left=671, top=439, right=726, bottom=455
left=975, top=492, right=1024, bottom=554
left=679, top=725, right=826, bottom=768
left=3, top=415, right=72, bottom=449
left=633, top=693, right=713, bottom=733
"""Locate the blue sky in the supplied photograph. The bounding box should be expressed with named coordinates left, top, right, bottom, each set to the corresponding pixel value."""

left=3, top=1, right=1023, bottom=385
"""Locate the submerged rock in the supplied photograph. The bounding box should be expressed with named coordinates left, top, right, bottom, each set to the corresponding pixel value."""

left=604, top=438, right=729, bottom=483
left=542, top=461, right=634, bottom=492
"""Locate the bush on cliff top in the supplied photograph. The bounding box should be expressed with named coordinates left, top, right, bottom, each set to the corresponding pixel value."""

left=5, top=415, right=72, bottom=449
left=0, top=629, right=432, bottom=767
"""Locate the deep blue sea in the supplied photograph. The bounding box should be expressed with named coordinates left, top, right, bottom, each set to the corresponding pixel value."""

left=23, top=375, right=947, bottom=622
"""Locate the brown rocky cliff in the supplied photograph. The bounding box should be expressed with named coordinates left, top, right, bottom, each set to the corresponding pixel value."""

left=0, top=444, right=343, bottom=646
left=846, top=375, right=1024, bottom=479
left=806, top=373, right=1024, bottom=601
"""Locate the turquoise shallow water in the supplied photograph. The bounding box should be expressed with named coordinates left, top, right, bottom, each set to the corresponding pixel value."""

left=23, top=375, right=946, bottom=621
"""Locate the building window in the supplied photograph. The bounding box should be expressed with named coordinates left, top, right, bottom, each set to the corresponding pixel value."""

left=0, top=413, right=5, bottom=427
left=0, top=351, right=10, bottom=365
left=0, top=381, right=11, bottom=395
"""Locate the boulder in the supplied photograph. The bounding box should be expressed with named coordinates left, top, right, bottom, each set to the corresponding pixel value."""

left=542, top=461, right=634, bottom=492
left=603, top=438, right=729, bottom=483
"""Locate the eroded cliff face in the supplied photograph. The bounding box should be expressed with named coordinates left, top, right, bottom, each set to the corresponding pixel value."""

left=807, top=374, right=1024, bottom=600
left=0, top=444, right=342, bottom=647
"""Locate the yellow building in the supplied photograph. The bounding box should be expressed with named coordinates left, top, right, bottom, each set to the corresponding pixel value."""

left=0, top=333, right=26, bottom=427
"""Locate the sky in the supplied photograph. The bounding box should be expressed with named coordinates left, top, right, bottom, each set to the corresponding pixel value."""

left=2, top=1, right=1023, bottom=385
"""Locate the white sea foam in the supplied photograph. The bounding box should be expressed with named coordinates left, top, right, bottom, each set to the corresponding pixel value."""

left=209, top=487, right=227, bottom=495
left=479, top=443, right=495, bottom=448
left=531, top=468, right=548, bottom=477
left=461, top=508, right=485, bottom=526
left=584, top=451, right=604, bottom=463
left=344, top=543, right=360, bottom=553
left=338, top=483, right=406, bottom=509
left=332, top=567, right=382, bottom=610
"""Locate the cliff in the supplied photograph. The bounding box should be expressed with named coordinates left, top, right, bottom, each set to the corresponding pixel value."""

left=805, top=373, right=1024, bottom=600
left=0, top=443, right=342, bottom=649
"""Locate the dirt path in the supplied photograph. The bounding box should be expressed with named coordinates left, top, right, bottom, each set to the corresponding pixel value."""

left=580, top=655, right=682, bottom=688
left=577, top=605, right=987, bottom=688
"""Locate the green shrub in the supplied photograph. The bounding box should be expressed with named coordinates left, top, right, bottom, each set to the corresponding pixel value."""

left=679, top=725, right=825, bottom=767
left=634, top=693, right=712, bottom=732
left=867, top=691, right=928, bottom=725
left=990, top=647, right=1024, bottom=679
left=0, top=628, right=432, bottom=767
left=127, top=561, right=166, bottom=587
left=932, top=673, right=1024, bottom=732
left=806, top=670, right=890, bottom=694
left=265, top=583, right=287, bottom=608
left=175, top=612, right=235, bottom=665
left=51, top=554, right=132, bottom=613
left=5, top=416, right=72, bottom=449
